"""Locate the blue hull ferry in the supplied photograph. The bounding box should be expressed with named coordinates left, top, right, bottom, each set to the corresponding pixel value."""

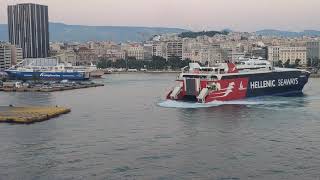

left=5, top=71, right=89, bottom=81
left=5, top=58, right=90, bottom=81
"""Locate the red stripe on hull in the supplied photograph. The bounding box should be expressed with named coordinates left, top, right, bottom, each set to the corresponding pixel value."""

left=205, top=78, right=248, bottom=102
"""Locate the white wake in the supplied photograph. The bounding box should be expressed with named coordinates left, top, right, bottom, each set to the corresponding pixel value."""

left=158, top=99, right=288, bottom=108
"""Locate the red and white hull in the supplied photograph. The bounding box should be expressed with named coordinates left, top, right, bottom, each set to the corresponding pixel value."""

left=166, top=64, right=310, bottom=103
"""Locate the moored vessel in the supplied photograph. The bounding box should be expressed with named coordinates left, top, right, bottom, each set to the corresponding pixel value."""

left=5, top=58, right=90, bottom=81
left=166, top=59, right=310, bottom=103
left=73, top=63, right=105, bottom=78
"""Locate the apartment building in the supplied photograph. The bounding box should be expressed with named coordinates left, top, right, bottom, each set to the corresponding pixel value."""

left=0, top=45, right=12, bottom=71
left=279, top=47, right=307, bottom=65
left=0, top=44, right=23, bottom=71
left=307, top=41, right=320, bottom=61
left=126, top=45, right=144, bottom=60
left=268, top=46, right=280, bottom=62
left=166, top=41, right=183, bottom=60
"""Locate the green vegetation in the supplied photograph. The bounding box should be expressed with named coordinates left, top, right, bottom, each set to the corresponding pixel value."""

left=97, top=56, right=192, bottom=70
left=284, top=59, right=290, bottom=68
left=275, top=59, right=304, bottom=68
left=275, top=60, right=283, bottom=67
left=178, top=31, right=229, bottom=38
left=307, top=58, right=320, bottom=68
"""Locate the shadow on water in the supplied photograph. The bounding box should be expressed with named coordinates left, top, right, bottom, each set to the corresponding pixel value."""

left=178, top=104, right=251, bottom=121
left=176, top=104, right=250, bottom=132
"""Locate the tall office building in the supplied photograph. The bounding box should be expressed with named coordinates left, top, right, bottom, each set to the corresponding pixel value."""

left=8, top=3, right=49, bottom=58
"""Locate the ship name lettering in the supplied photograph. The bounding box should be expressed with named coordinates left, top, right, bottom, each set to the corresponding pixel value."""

left=278, top=78, right=299, bottom=86
left=250, top=80, right=276, bottom=89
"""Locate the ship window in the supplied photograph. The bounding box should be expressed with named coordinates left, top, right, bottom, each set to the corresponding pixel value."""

left=200, top=68, right=213, bottom=72
left=235, top=62, right=245, bottom=65
left=211, top=76, right=218, bottom=80
left=183, top=75, right=207, bottom=79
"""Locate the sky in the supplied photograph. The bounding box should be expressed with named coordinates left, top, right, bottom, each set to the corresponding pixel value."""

left=0, top=0, right=320, bottom=32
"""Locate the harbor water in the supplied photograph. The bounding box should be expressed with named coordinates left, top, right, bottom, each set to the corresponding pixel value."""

left=0, top=73, right=320, bottom=179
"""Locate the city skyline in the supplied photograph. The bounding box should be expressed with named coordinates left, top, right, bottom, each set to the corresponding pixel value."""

left=0, top=0, right=320, bottom=32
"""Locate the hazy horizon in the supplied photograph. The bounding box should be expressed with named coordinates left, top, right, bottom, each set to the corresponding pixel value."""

left=1, top=0, right=320, bottom=32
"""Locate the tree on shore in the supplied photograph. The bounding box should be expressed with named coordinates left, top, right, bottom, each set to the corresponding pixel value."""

left=179, top=31, right=229, bottom=38
left=276, top=60, right=283, bottom=67
left=294, top=59, right=301, bottom=67
left=284, top=59, right=290, bottom=68
left=96, top=55, right=191, bottom=70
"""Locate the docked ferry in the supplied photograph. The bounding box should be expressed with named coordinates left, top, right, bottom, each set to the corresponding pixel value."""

left=5, top=59, right=90, bottom=81
left=166, top=59, right=310, bottom=103
left=73, top=63, right=105, bottom=78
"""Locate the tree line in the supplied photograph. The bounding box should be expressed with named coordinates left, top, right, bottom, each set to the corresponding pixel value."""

left=178, top=31, right=229, bottom=38
left=98, top=56, right=320, bottom=71
left=97, top=56, right=192, bottom=70
left=275, top=58, right=320, bottom=69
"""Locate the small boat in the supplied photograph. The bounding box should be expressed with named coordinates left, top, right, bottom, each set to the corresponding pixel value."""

left=166, top=59, right=310, bottom=103
left=87, top=64, right=104, bottom=78
left=74, top=63, right=105, bottom=78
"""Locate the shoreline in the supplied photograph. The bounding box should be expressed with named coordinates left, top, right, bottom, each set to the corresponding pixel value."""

left=106, top=70, right=180, bottom=74
left=310, top=74, right=320, bottom=78
left=107, top=71, right=320, bottom=78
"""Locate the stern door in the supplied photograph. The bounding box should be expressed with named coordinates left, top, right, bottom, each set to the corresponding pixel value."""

left=184, top=78, right=200, bottom=96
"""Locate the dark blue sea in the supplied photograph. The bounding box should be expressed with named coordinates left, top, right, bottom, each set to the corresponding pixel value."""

left=0, top=73, right=320, bottom=180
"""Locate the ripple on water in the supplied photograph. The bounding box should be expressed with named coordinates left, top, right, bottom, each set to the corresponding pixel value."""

left=113, top=166, right=131, bottom=173
left=0, top=74, right=319, bottom=179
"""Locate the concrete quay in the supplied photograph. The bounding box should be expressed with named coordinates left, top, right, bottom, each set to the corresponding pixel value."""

left=0, top=81, right=104, bottom=92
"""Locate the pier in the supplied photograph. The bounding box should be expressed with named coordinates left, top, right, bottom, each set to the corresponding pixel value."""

left=0, top=81, right=104, bottom=92
left=0, top=106, right=71, bottom=124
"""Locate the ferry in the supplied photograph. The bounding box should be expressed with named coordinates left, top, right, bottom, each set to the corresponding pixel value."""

left=166, top=59, right=310, bottom=103
left=5, top=59, right=90, bottom=81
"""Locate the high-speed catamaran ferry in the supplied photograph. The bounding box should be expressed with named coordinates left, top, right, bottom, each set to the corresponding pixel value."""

left=166, top=59, right=310, bottom=103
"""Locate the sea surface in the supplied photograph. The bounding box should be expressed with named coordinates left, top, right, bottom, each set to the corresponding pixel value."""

left=0, top=73, right=320, bottom=180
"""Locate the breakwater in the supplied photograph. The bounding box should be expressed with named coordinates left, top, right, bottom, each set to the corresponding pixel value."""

left=0, top=106, right=71, bottom=124
left=0, top=81, right=104, bottom=92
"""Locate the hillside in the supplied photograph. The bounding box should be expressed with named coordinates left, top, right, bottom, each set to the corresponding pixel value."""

left=0, top=22, right=188, bottom=42
left=256, top=29, right=320, bottom=37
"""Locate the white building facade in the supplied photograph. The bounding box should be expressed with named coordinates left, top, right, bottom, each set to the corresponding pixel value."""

left=279, top=47, right=307, bottom=65
left=0, top=45, right=12, bottom=71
